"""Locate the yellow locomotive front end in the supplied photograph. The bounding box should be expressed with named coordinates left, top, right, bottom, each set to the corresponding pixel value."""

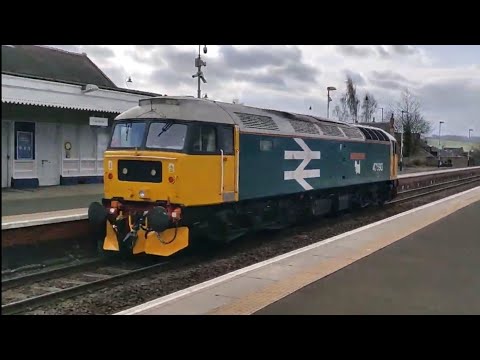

left=100, top=149, right=190, bottom=257
left=88, top=100, right=239, bottom=257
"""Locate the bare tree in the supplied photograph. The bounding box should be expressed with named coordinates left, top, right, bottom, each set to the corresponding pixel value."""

left=346, top=77, right=360, bottom=123
left=393, top=88, right=431, bottom=134
left=361, top=93, right=378, bottom=122
left=333, top=94, right=349, bottom=122
left=389, top=88, right=432, bottom=156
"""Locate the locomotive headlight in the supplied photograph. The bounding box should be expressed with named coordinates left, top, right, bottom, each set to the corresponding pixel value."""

left=138, top=189, right=150, bottom=199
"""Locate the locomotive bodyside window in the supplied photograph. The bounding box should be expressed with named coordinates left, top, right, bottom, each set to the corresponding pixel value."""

left=218, top=126, right=234, bottom=155
left=260, top=139, right=273, bottom=151
left=190, top=125, right=217, bottom=153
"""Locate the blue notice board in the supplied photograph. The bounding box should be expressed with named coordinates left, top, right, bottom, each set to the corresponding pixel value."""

left=17, top=131, right=33, bottom=160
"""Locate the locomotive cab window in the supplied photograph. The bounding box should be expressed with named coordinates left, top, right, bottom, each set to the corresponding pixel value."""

left=110, top=121, right=146, bottom=148
left=146, top=122, right=187, bottom=150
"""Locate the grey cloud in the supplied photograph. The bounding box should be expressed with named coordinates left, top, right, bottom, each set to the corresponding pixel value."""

left=282, top=62, right=319, bottom=83
left=51, top=45, right=82, bottom=54
left=52, top=45, right=115, bottom=59
left=236, top=73, right=286, bottom=89
left=134, top=45, right=159, bottom=53
left=126, top=45, right=172, bottom=66
left=416, top=78, right=480, bottom=135
left=376, top=46, right=390, bottom=58
left=221, top=45, right=301, bottom=69
left=82, top=46, right=115, bottom=59
left=337, top=45, right=376, bottom=57
left=370, top=79, right=405, bottom=90
left=241, top=90, right=327, bottom=116
left=419, top=78, right=480, bottom=110
left=144, top=45, right=317, bottom=95
left=151, top=68, right=192, bottom=88
left=391, top=45, right=418, bottom=55
left=337, top=45, right=421, bottom=59
left=343, top=69, right=366, bottom=86
left=87, top=45, right=477, bottom=136
left=101, top=65, right=129, bottom=88
left=371, top=70, right=408, bottom=82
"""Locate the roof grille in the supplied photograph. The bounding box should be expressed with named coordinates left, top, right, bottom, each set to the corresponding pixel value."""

left=340, top=126, right=365, bottom=140
left=317, top=123, right=345, bottom=137
left=235, top=112, right=279, bottom=131
left=288, top=119, right=319, bottom=135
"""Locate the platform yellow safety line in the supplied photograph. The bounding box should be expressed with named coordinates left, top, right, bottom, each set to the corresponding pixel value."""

left=207, top=187, right=480, bottom=315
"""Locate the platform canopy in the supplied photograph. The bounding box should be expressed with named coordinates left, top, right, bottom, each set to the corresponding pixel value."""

left=2, top=73, right=154, bottom=114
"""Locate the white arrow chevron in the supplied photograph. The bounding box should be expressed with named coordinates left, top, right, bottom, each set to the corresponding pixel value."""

left=284, top=138, right=321, bottom=190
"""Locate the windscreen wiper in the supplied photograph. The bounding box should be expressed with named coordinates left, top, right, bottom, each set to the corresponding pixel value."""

left=158, top=121, right=173, bottom=137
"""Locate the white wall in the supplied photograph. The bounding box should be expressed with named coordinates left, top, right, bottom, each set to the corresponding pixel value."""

left=62, top=123, right=111, bottom=178
left=2, top=118, right=112, bottom=188
left=1, top=121, right=10, bottom=188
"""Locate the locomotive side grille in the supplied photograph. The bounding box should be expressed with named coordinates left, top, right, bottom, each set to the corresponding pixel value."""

left=118, top=160, right=162, bottom=183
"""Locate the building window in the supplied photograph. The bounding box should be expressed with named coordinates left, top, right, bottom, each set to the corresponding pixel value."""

left=14, top=122, right=35, bottom=160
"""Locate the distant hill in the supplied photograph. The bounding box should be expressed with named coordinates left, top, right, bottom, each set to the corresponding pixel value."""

left=426, top=136, right=480, bottom=152
left=428, top=134, right=480, bottom=143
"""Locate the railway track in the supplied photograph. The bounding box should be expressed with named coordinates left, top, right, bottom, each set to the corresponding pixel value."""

left=1, top=257, right=170, bottom=315
left=390, top=174, right=480, bottom=204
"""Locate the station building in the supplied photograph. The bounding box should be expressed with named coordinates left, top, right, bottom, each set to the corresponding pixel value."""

left=1, top=45, right=160, bottom=189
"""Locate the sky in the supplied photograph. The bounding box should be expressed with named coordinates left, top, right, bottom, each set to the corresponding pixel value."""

left=52, top=45, right=480, bottom=138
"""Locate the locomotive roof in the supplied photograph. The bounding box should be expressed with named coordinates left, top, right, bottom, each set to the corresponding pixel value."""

left=115, top=96, right=395, bottom=143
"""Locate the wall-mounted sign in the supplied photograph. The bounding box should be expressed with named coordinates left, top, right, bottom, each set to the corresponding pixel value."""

left=17, top=131, right=33, bottom=160
left=89, top=117, right=109, bottom=127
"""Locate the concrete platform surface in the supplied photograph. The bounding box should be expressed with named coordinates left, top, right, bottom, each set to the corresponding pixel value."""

left=256, top=199, right=480, bottom=315
left=2, top=183, right=102, bottom=216
left=2, top=208, right=88, bottom=230
left=398, top=165, right=480, bottom=178
left=115, top=186, right=480, bottom=315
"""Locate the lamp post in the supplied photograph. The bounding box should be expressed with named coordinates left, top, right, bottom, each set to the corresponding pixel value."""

left=400, top=110, right=408, bottom=171
left=437, top=121, right=444, bottom=167
left=327, top=86, right=336, bottom=119
left=468, top=128, right=473, bottom=166
left=438, top=121, right=444, bottom=148
left=192, top=45, right=208, bottom=99
left=125, top=76, right=132, bottom=88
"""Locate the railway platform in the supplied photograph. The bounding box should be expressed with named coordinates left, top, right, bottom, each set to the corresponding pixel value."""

left=2, top=183, right=102, bottom=217
left=116, top=186, right=480, bottom=315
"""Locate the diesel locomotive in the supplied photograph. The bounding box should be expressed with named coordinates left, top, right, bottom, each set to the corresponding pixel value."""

left=88, top=96, right=399, bottom=257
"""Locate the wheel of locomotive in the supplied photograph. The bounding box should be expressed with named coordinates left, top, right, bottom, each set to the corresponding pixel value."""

left=207, top=210, right=233, bottom=246
left=328, top=194, right=340, bottom=217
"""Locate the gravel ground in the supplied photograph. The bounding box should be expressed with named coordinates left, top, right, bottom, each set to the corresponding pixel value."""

left=21, top=182, right=479, bottom=315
